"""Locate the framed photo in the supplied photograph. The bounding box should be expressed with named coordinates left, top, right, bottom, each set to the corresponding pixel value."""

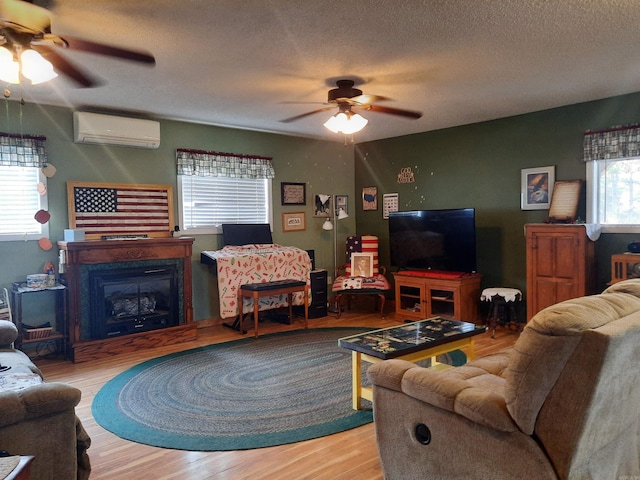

left=335, top=195, right=348, bottom=215
left=282, top=212, right=306, bottom=232
left=281, top=182, right=306, bottom=205
left=351, top=253, right=374, bottom=277
left=521, top=166, right=555, bottom=210
left=362, top=186, right=378, bottom=211
left=314, top=194, right=331, bottom=217
left=548, top=180, right=582, bottom=223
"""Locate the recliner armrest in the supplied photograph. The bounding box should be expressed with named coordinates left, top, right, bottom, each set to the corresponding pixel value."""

left=368, top=354, right=518, bottom=432
left=0, top=382, right=81, bottom=428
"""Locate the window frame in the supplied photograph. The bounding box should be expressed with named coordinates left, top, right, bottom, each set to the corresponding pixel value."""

left=0, top=165, right=49, bottom=241
left=586, top=158, right=640, bottom=233
left=177, top=175, right=273, bottom=235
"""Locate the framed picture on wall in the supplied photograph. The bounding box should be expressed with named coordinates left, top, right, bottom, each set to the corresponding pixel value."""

left=282, top=212, right=306, bottom=232
left=314, top=194, right=331, bottom=217
left=335, top=195, right=348, bottom=215
left=362, top=186, right=378, bottom=211
left=521, top=166, right=555, bottom=210
left=281, top=182, right=306, bottom=205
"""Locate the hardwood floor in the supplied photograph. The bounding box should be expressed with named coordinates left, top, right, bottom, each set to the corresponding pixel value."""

left=35, top=308, right=519, bottom=480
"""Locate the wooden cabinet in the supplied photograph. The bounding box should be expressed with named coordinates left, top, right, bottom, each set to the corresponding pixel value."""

left=393, top=272, right=482, bottom=322
left=525, top=224, right=596, bottom=320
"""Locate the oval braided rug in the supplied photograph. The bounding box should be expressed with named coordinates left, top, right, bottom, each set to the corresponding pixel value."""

left=92, top=327, right=465, bottom=451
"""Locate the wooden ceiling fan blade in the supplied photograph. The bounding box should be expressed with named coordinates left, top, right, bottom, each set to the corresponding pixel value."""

left=280, top=107, right=334, bottom=123
left=0, top=0, right=51, bottom=35
left=350, top=94, right=392, bottom=105
left=361, top=104, right=423, bottom=119
left=60, top=35, right=155, bottom=65
left=34, top=44, right=101, bottom=87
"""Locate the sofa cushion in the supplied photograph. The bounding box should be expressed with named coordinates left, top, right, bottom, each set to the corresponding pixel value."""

left=505, top=286, right=640, bottom=434
left=0, top=320, right=17, bottom=347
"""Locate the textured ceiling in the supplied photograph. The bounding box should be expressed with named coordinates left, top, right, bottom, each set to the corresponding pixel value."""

left=12, top=0, right=640, bottom=143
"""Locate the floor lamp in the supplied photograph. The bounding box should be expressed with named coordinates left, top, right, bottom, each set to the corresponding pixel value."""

left=322, top=195, right=349, bottom=312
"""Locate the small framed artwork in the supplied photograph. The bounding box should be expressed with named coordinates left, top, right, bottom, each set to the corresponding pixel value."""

left=548, top=180, right=582, bottom=223
left=282, top=212, right=306, bottom=232
left=314, top=194, right=331, bottom=217
left=281, top=182, right=306, bottom=205
left=383, top=193, right=399, bottom=219
left=521, top=166, right=555, bottom=210
left=351, top=253, right=374, bottom=277
left=335, top=195, right=348, bottom=215
left=362, top=186, right=378, bottom=211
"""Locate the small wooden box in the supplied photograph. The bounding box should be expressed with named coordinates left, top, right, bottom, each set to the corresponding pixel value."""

left=610, top=253, right=640, bottom=285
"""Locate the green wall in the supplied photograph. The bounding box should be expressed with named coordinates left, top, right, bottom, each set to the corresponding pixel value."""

left=4, top=91, right=640, bottom=327
left=0, top=102, right=355, bottom=324
left=356, top=92, right=640, bottom=294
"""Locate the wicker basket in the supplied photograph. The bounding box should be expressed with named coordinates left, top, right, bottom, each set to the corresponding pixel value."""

left=23, top=326, right=53, bottom=340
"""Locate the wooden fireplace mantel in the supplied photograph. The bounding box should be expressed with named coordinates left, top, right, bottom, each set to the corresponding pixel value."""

left=58, top=237, right=197, bottom=362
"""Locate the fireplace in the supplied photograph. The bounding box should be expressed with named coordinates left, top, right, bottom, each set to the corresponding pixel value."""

left=58, top=237, right=196, bottom=362
left=90, top=265, right=179, bottom=339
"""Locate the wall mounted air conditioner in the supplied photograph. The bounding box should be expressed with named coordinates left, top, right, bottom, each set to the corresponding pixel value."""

left=73, top=111, right=161, bottom=149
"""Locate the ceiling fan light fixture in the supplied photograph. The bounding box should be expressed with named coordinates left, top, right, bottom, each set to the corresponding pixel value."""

left=20, top=49, right=58, bottom=85
left=323, top=111, right=368, bottom=135
left=0, top=47, right=20, bottom=84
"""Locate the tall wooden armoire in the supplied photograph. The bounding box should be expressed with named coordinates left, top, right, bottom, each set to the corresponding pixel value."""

left=525, top=224, right=597, bottom=320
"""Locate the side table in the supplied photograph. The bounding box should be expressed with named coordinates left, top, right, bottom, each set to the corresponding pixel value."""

left=0, top=455, right=33, bottom=480
left=10, top=283, right=68, bottom=358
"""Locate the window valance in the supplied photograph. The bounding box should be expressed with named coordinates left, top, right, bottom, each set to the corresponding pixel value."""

left=176, top=148, right=275, bottom=179
left=583, top=125, right=640, bottom=162
left=0, top=132, right=47, bottom=167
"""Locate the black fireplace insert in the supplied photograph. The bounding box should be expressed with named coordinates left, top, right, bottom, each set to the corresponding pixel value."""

left=89, top=265, right=179, bottom=339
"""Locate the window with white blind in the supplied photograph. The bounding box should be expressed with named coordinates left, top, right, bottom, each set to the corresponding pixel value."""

left=586, top=157, right=640, bottom=233
left=177, top=175, right=272, bottom=235
left=0, top=166, right=49, bottom=241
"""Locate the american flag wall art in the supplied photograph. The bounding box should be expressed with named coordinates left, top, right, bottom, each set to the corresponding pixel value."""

left=67, top=182, right=174, bottom=239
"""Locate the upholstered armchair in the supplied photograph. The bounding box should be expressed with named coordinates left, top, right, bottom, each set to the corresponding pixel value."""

left=331, top=235, right=390, bottom=318
left=368, top=279, right=640, bottom=479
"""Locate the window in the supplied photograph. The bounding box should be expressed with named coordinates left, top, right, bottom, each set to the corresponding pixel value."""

left=178, top=175, right=272, bottom=234
left=175, top=148, right=275, bottom=235
left=587, top=157, right=640, bottom=233
left=0, top=165, right=49, bottom=241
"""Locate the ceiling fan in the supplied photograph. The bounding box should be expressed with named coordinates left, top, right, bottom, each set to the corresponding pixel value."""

left=281, top=79, right=423, bottom=134
left=0, top=0, right=155, bottom=87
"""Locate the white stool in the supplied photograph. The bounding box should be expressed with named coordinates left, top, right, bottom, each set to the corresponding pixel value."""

left=480, top=287, right=523, bottom=338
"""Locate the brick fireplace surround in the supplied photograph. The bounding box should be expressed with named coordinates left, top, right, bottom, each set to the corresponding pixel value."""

left=58, top=237, right=197, bottom=362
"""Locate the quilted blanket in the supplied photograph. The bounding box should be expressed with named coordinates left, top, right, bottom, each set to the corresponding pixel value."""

left=206, top=244, right=311, bottom=319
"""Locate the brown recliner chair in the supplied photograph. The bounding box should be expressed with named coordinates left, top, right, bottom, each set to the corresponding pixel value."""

left=368, top=279, right=640, bottom=479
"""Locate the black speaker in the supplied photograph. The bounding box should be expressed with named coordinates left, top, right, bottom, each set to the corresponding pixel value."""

left=628, top=242, right=640, bottom=254
left=306, top=249, right=316, bottom=270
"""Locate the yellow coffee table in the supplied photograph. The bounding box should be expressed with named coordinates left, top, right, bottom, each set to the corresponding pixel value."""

left=339, top=317, right=485, bottom=410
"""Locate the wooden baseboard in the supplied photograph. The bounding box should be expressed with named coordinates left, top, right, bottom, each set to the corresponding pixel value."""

left=70, top=324, right=198, bottom=363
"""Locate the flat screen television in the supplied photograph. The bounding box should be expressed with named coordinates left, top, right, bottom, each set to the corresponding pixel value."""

left=388, top=208, right=477, bottom=273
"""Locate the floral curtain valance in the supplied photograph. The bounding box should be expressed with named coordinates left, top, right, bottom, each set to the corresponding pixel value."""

left=176, top=148, right=275, bottom=179
left=0, top=132, right=47, bottom=167
left=583, top=125, right=640, bottom=162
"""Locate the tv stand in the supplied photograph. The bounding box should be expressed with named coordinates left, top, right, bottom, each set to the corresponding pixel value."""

left=393, top=271, right=481, bottom=322
left=397, top=269, right=468, bottom=279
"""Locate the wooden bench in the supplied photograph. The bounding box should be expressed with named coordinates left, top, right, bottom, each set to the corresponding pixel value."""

left=237, top=280, right=309, bottom=338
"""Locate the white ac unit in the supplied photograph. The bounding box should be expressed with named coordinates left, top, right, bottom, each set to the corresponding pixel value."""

left=73, top=111, right=160, bottom=149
